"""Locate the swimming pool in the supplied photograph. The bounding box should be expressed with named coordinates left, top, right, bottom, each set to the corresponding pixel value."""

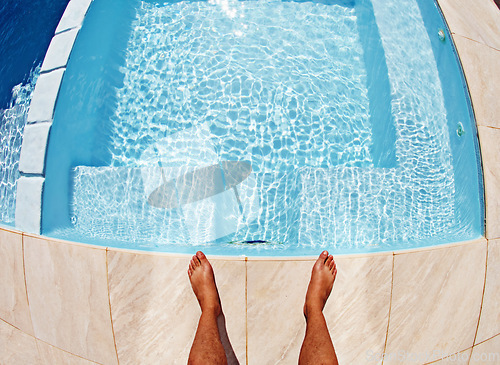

left=22, top=0, right=484, bottom=255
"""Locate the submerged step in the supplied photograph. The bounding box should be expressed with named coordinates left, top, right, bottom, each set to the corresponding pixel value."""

left=70, top=162, right=455, bottom=248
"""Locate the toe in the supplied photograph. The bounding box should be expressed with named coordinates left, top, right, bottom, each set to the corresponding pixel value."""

left=192, top=255, right=201, bottom=267
left=319, top=250, right=328, bottom=263
left=328, top=257, right=335, bottom=270
left=196, top=251, right=207, bottom=263
left=325, top=255, right=333, bottom=268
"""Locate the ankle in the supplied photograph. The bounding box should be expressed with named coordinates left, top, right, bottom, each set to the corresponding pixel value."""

left=303, top=302, right=324, bottom=318
left=200, top=303, right=222, bottom=317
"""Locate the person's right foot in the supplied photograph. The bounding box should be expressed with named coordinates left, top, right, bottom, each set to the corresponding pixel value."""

left=188, top=251, right=222, bottom=316
left=303, top=251, right=337, bottom=318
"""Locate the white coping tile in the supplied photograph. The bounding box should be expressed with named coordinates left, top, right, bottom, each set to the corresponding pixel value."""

left=106, top=245, right=246, bottom=261
left=107, top=251, right=245, bottom=364
left=41, top=28, right=79, bottom=73
left=477, top=126, right=500, bottom=240
left=385, top=242, right=486, bottom=364
left=453, top=35, right=500, bottom=129
left=437, top=0, right=500, bottom=50
left=0, top=226, right=23, bottom=236
left=14, top=176, right=44, bottom=234
left=18, top=122, right=51, bottom=175
left=23, top=231, right=111, bottom=251
left=24, top=235, right=117, bottom=365
left=392, top=238, right=487, bottom=255
left=26, top=68, right=65, bottom=124
left=56, top=0, right=93, bottom=34
left=247, top=254, right=392, bottom=364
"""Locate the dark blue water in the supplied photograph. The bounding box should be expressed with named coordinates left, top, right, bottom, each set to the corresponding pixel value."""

left=0, top=0, right=70, bottom=108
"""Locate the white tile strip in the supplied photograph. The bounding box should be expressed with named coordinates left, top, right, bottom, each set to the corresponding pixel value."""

left=41, top=28, right=80, bottom=73
left=15, top=177, right=44, bottom=234
left=18, top=123, right=52, bottom=175
left=56, top=0, right=93, bottom=34
left=26, top=68, right=65, bottom=124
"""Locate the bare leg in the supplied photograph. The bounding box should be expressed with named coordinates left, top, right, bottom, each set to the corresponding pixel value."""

left=299, top=251, right=339, bottom=365
left=188, top=251, right=228, bottom=365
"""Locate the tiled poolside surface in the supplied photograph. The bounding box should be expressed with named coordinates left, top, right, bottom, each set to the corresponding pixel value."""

left=1, top=0, right=500, bottom=364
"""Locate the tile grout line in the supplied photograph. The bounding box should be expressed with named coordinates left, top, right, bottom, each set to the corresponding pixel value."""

left=381, top=253, right=395, bottom=365
left=423, top=346, right=473, bottom=364
left=0, top=317, right=27, bottom=335
left=432, top=333, right=500, bottom=365
left=472, top=331, right=500, bottom=347
left=21, top=233, right=35, bottom=337
left=35, top=336, right=107, bottom=365
left=105, top=247, right=120, bottom=365
left=20, top=232, right=42, bottom=361
left=470, top=238, right=489, bottom=357
left=451, top=32, right=500, bottom=52
left=479, top=125, right=500, bottom=131
left=0, top=317, right=105, bottom=364
left=245, top=256, right=248, bottom=365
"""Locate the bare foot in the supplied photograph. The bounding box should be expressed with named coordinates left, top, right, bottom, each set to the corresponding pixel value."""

left=188, top=251, right=222, bottom=316
left=304, top=251, right=337, bottom=318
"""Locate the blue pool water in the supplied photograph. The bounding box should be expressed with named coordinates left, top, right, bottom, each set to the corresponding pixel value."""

left=38, top=0, right=484, bottom=255
left=0, top=0, right=70, bottom=225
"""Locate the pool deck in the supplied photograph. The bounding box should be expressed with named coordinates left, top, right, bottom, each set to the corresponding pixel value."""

left=1, top=0, right=500, bottom=364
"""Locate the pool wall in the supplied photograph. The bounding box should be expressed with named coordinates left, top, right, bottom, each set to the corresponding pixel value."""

left=1, top=0, right=500, bottom=363
left=15, top=0, right=94, bottom=233
left=42, top=0, right=136, bottom=234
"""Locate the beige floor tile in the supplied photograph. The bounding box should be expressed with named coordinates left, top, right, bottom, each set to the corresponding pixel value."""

left=0, top=229, right=32, bottom=334
left=469, top=334, right=500, bottom=364
left=325, top=254, right=393, bottom=364
left=107, top=250, right=245, bottom=365
left=247, top=259, right=312, bottom=365
left=37, top=339, right=99, bottom=364
left=428, top=348, right=471, bottom=365
left=24, top=236, right=117, bottom=365
left=453, top=36, right=500, bottom=129
left=437, top=0, right=500, bottom=50
left=385, top=242, right=486, bottom=364
left=247, top=253, right=392, bottom=365
left=478, top=127, right=500, bottom=239
left=0, top=318, right=41, bottom=364
left=476, top=239, right=500, bottom=342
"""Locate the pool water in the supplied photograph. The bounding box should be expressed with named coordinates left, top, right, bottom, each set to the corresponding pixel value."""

left=0, top=0, right=70, bottom=226
left=0, top=67, right=39, bottom=225
left=42, top=0, right=483, bottom=255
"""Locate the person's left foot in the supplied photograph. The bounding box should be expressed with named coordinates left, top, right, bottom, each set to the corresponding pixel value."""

left=188, top=251, right=222, bottom=316
left=303, top=251, right=337, bottom=318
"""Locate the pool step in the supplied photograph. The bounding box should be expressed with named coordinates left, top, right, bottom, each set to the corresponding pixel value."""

left=69, top=163, right=455, bottom=248
left=70, top=164, right=260, bottom=245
